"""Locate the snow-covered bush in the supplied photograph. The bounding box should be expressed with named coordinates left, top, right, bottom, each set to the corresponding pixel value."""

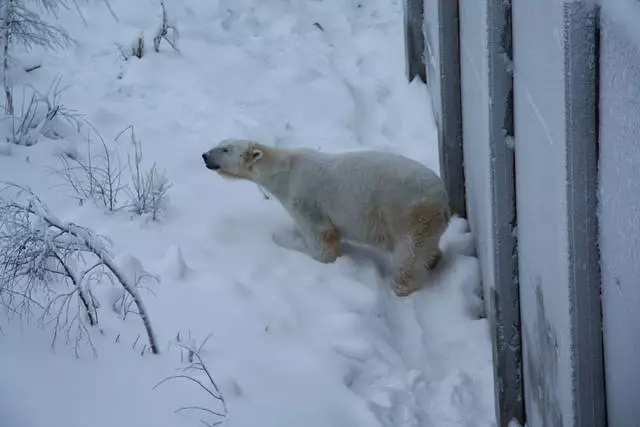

left=55, top=124, right=172, bottom=220
left=0, top=183, right=160, bottom=355
left=55, top=126, right=125, bottom=210
left=116, top=125, right=172, bottom=221
left=30, top=73, right=83, bottom=136
left=0, top=0, right=118, bottom=128
left=6, top=74, right=83, bottom=145
left=114, top=2, right=178, bottom=62
left=0, top=0, right=73, bottom=115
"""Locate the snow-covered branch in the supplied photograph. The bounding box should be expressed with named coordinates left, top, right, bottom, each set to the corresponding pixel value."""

left=0, top=183, right=160, bottom=354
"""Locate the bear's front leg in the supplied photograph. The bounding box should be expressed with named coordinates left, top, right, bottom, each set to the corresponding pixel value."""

left=287, top=213, right=340, bottom=264
left=297, top=220, right=341, bottom=263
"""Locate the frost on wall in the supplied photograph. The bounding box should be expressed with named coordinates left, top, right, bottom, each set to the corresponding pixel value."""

left=523, top=282, right=562, bottom=427
left=513, top=1, right=604, bottom=426
left=599, top=1, right=640, bottom=424
left=512, top=0, right=573, bottom=425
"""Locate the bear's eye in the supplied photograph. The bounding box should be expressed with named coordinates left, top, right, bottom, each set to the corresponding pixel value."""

left=222, top=147, right=230, bottom=153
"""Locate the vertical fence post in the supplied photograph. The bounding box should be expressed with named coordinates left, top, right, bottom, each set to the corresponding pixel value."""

left=563, top=4, right=605, bottom=426
left=407, top=0, right=466, bottom=217
left=404, top=0, right=426, bottom=83
left=405, top=0, right=467, bottom=217
left=437, top=0, right=466, bottom=217
left=486, top=0, right=524, bottom=425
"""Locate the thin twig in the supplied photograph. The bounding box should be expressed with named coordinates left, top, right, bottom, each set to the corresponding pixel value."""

left=175, top=406, right=225, bottom=418
left=154, top=341, right=228, bottom=424
left=24, top=64, right=41, bottom=73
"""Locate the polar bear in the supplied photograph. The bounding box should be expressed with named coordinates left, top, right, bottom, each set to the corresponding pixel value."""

left=202, top=139, right=451, bottom=296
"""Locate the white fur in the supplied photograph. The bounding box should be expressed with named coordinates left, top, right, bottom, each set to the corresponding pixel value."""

left=202, top=139, right=451, bottom=296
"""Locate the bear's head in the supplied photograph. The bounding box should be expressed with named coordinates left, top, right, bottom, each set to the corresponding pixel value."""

left=201, top=139, right=265, bottom=181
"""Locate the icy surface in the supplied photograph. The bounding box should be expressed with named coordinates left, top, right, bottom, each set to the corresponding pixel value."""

left=0, top=1, right=495, bottom=426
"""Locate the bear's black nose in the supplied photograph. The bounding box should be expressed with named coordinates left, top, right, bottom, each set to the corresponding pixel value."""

left=202, top=153, right=207, bottom=161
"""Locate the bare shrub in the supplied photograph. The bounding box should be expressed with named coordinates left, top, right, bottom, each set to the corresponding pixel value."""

left=5, top=75, right=83, bottom=146
left=1, top=0, right=73, bottom=115
left=153, top=2, right=179, bottom=53
left=28, top=73, right=83, bottom=138
left=0, top=182, right=160, bottom=355
left=115, top=31, right=144, bottom=61
left=155, top=335, right=228, bottom=426
left=54, top=125, right=125, bottom=211
left=116, top=125, right=172, bottom=221
left=133, top=32, right=144, bottom=58
left=53, top=124, right=171, bottom=220
left=8, top=87, right=39, bottom=145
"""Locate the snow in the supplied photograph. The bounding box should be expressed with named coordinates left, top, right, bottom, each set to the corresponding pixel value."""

left=0, top=1, right=495, bottom=426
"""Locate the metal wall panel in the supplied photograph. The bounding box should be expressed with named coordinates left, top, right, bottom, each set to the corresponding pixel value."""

left=459, top=0, right=522, bottom=425
left=599, top=4, right=640, bottom=425
left=512, top=1, right=604, bottom=426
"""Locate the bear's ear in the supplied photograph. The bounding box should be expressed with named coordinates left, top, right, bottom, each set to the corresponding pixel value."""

left=251, top=148, right=263, bottom=161
left=244, top=144, right=264, bottom=168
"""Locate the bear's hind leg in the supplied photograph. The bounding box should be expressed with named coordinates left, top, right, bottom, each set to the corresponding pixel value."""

left=392, top=201, right=448, bottom=296
left=426, top=246, right=443, bottom=270
left=392, top=237, right=425, bottom=296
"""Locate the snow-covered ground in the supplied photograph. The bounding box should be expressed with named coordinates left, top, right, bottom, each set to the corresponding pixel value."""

left=0, top=0, right=495, bottom=426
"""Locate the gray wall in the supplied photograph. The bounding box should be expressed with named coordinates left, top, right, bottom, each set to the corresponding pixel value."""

left=458, top=0, right=522, bottom=426
left=415, top=1, right=611, bottom=426
left=512, top=1, right=604, bottom=426
left=599, top=3, right=640, bottom=425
